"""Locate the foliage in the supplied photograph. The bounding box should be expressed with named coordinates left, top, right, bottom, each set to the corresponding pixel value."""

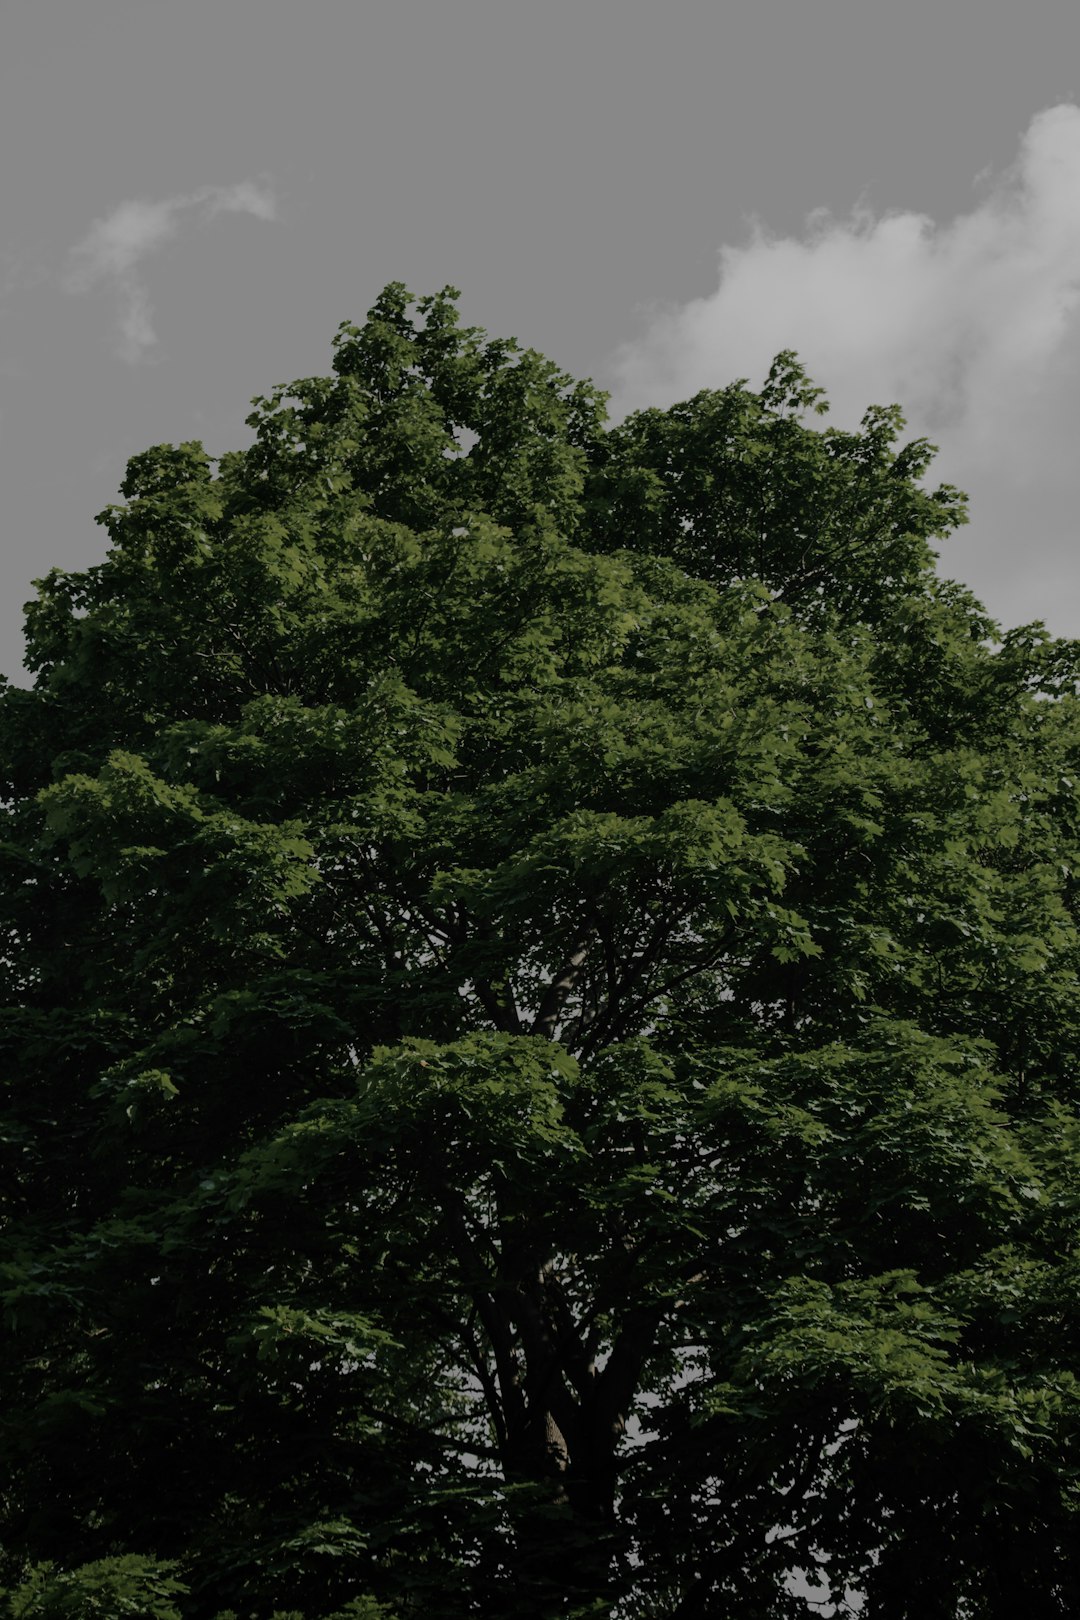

left=3, top=284, right=1080, bottom=1616
left=3, top=1555, right=188, bottom=1619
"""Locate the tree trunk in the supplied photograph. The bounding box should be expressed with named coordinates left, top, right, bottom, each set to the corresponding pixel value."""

left=501, top=1394, right=626, bottom=1615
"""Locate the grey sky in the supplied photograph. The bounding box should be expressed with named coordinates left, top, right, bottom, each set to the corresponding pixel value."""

left=3, top=0, right=1080, bottom=681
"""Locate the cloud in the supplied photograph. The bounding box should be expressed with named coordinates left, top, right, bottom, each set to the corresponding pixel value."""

left=65, top=181, right=278, bottom=363
left=606, top=106, right=1080, bottom=637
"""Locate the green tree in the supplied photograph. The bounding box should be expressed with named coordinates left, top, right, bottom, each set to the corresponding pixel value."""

left=2, top=284, right=1080, bottom=1618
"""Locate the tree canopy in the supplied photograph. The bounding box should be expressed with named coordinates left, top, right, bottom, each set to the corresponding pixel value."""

left=3, top=283, right=1080, bottom=1618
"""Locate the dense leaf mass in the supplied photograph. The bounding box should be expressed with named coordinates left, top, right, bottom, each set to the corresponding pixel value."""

left=3, top=285, right=1080, bottom=1618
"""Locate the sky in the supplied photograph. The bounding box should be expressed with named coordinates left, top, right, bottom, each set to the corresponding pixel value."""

left=3, top=0, right=1080, bottom=684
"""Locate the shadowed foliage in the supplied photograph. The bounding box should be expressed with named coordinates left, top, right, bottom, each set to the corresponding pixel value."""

left=3, top=285, right=1080, bottom=1618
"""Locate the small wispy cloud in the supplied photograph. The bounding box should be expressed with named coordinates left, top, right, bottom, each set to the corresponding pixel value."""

left=65, top=181, right=278, bottom=363
left=606, top=106, right=1080, bottom=635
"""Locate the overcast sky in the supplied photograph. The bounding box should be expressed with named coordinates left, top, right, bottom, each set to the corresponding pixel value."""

left=3, top=0, right=1080, bottom=683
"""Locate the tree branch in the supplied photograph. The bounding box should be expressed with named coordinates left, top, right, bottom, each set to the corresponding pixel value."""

left=532, top=937, right=590, bottom=1040
left=473, top=976, right=522, bottom=1034
left=438, top=1189, right=528, bottom=1450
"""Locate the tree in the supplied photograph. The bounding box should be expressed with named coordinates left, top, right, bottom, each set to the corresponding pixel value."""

left=2, top=283, right=1080, bottom=1618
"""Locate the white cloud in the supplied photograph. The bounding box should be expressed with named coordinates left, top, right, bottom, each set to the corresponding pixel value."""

left=607, top=105, right=1080, bottom=637
left=65, top=181, right=278, bottom=363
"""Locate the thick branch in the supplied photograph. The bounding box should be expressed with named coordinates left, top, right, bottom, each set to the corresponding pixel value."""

left=457, top=1306, right=510, bottom=1458
left=473, top=976, right=522, bottom=1034
left=573, top=908, right=682, bottom=1052
left=591, top=1303, right=664, bottom=1440
left=501, top=1260, right=583, bottom=1451
left=532, top=938, right=590, bottom=1040
left=438, top=1191, right=528, bottom=1453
